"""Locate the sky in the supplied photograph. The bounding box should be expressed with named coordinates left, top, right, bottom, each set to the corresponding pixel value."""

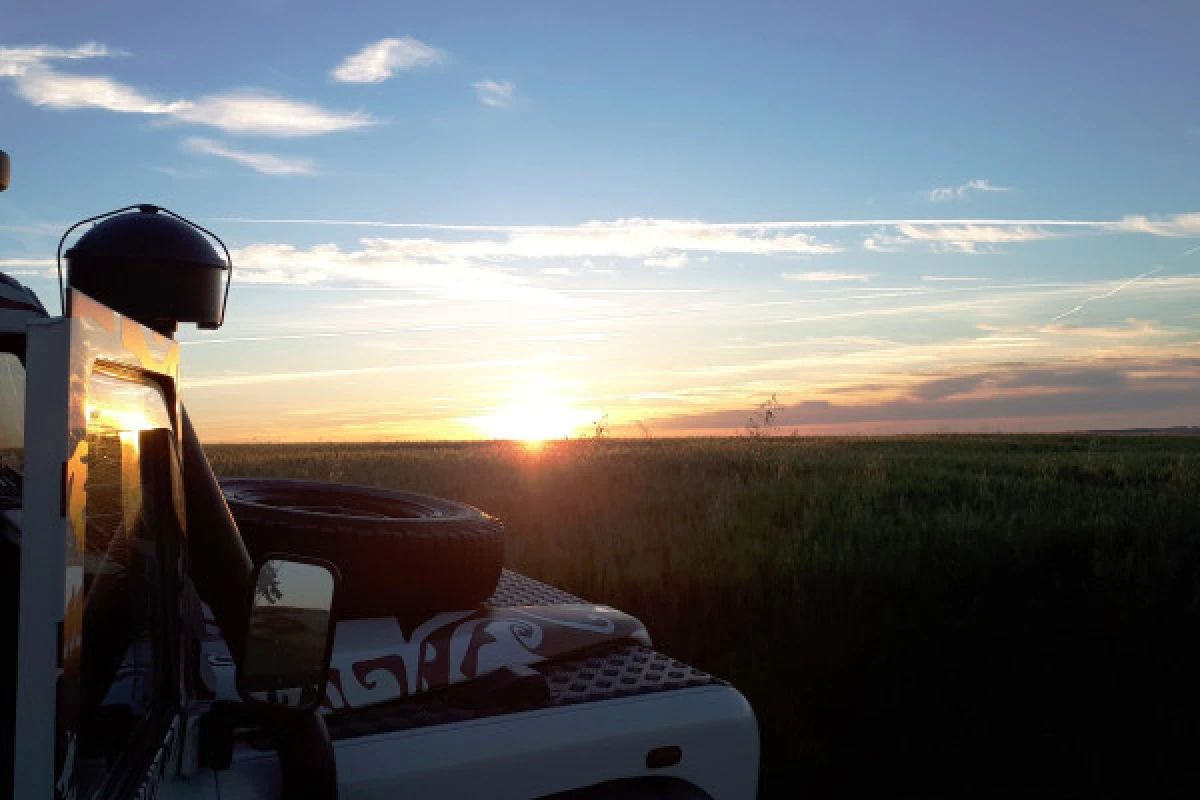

left=1, top=0, right=1199, bottom=442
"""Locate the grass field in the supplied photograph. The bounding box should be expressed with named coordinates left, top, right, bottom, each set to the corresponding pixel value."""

left=208, top=435, right=1200, bottom=798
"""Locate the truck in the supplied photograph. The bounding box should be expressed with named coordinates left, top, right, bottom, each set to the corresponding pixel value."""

left=0, top=149, right=760, bottom=799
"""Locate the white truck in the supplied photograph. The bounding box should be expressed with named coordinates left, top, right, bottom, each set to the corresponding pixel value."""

left=0, top=149, right=760, bottom=800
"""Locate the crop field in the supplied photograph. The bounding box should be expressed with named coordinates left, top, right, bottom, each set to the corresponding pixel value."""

left=208, top=435, right=1200, bottom=798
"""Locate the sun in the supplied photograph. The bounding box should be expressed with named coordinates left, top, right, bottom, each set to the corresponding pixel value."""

left=470, top=382, right=594, bottom=443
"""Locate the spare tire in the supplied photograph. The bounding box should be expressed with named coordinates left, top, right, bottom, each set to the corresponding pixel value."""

left=221, top=478, right=504, bottom=620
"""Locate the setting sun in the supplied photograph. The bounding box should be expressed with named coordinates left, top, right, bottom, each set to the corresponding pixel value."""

left=468, top=383, right=595, bottom=442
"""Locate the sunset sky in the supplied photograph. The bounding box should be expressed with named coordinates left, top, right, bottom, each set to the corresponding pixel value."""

left=2, top=1, right=1199, bottom=441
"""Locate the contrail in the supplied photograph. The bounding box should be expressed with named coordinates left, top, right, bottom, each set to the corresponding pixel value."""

left=1044, top=267, right=1164, bottom=325
left=185, top=354, right=582, bottom=389
left=209, top=216, right=1113, bottom=232
left=1043, top=241, right=1200, bottom=326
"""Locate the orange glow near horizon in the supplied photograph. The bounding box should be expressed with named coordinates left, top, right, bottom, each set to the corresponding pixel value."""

left=468, top=380, right=596, bottom=443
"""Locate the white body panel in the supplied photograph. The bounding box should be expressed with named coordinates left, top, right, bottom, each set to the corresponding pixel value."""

left=14, top=319, right=71, bottom=800
left=13, top=290, right=183, bottom=798
left=215, top=686, right=759, bottom=800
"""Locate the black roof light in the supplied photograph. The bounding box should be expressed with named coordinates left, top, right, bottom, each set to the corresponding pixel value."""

left=59, top=204, right=233, bottom=337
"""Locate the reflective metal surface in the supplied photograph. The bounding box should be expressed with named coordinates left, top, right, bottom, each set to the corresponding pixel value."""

left=240, top=558, right=337, bottom=711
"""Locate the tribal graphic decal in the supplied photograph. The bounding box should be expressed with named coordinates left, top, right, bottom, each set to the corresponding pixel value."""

left=321, top=604, right=650, bottom=712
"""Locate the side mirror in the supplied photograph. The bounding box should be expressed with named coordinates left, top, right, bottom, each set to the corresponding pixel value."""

left=238, top=555, right=340, bottom=714
left=0, top=150, right=9, bottom=192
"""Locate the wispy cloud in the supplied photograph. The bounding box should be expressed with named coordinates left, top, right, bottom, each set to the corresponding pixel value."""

left=890, top=223, right=1055, bottom=254
left=1, top=42, right=187, bottom=115
left=230, top=230, right=830, bottom=287
left=183, top=137, right=314, bottom=176
left=653, top=357, right=1200, bottom=434
left=218, top=219, right=849, bottom=302
left=1, top=42, right=374, bottom=136
left=645, top=254, right=689, bottom=268
left=929, top=178, right=1011, bottom=202
left=514, top=219, right=837, bottom=258
left=1040, top=319, right=1170, bottom=338
left=208, top=214, right=1200, bottom=264
left=473, top=79, right=514, bottom=107
left=1110, top=213, right=1200, bottom=237
left=13, top=68, right=187, bottom=115
left=782, top=271, right=870, bottom=282
left=922, top=275, right=992, bottom=282
left=210, top=216, right=1114, bottom=232
left=170, top=91, right=372, bottom=137
left=0, top=42, right=113, bottom=77
left=188, top=354, right=580, bottom=390
left=331, top=36, right=445, bottom=83
left=230, top=239, right=596, bottom=308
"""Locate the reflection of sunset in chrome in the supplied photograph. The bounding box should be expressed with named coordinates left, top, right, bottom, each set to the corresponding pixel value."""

left=89, top=407, right=155, bottom=433
left=469, top=380, right=595, bottom=443
left=86, top=372, right=172, bottom=435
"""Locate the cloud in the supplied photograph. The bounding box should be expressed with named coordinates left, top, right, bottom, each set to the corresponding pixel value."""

left=14, top=66, right=188, bottom=114
left=209, top=216, right=1111, bottom=233
left=473, top=79, right=514, bottom=107
left=1110, top=212, right=1200, bottom=237
left=654, top=358, right=1200, bottom=433
left=212, top=214, right=1200, bottom=263
left=1040, top=319, right=1169, bottom=338
left=922, top=275, right=991, bottom=282
left=229, top=239, right=596, bottom=309
left=895, top=223, right=1050, bottom=244
left=929, top=179, right=1011, bottom=202
left=0, top=42, right=112, bottom=77
left=234, top=219, right=838, bottom=262
left=187, top=354, right=578, bottom=390
left=331, top=37, right=445, bottom=83
left=493, top=218, right=839, bottom=259
left=170, top=91, right=373, bottom=137
left=2, top=42, right=184, bottom=114
left=891, top=223, right=1055, bottom=254
left=1, top=43, right=373, bottom=137
left=0, top=258, right=54, bottom=269
left=182, top=137, right=314, bottom=176
left=782, top=271, right=870, bottom=282
left=222, top=219, right=846, bottom=302
left=863, top=235, right=903, bottom=252
left=645, top=254, right=689, bottom=268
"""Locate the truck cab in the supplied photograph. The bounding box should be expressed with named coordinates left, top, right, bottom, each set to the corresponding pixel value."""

left=0, top=156, right=759, bottom=799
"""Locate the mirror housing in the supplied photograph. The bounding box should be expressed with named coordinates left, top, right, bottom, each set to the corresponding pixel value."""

left=0, top=150, right=9, bottom=192
left=237, top=555, right=340, bottom=715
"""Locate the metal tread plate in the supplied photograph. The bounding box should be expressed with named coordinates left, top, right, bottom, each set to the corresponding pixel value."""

left=326, top=642, right=723, bottom=741
left=325, top=570, right=721, bottom=740
left=486, top=569, right=584, bottom=606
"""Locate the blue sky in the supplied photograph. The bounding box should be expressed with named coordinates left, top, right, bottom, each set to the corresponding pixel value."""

left=2, top=1, right=1199, bottom=440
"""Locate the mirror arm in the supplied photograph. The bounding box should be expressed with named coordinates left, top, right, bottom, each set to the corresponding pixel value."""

left=183, top=407, right=254, bottom=664
left=276, top=712, right=338, bottom=800
left=196, top=703, right=239, bottom=771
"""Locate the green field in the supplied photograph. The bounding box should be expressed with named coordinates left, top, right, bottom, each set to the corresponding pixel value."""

left=208, top=435, right=1200, bottom=798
